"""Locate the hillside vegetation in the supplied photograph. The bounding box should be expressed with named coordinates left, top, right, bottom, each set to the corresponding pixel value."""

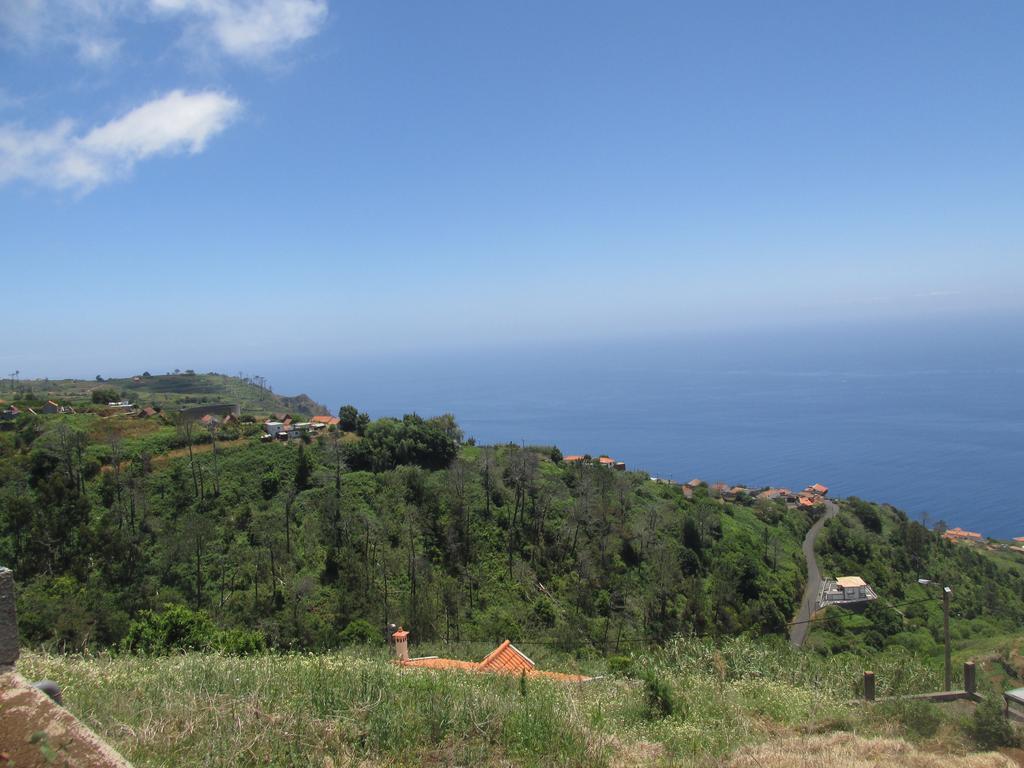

left=810, top=499, right=1024, bottom=689
left=1, top=379, right=814, bottom=653
left=8, top=371, right=327, bottom=417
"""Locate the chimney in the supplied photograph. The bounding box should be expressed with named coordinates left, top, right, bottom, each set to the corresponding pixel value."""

left=392, top=627, right=409, bottom=662
left=1, top=567, right=19, bottom=669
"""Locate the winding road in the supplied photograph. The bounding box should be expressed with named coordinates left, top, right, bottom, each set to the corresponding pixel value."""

left=789, top=499, right=839, bottom=648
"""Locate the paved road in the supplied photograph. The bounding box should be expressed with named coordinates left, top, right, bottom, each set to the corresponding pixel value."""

left=789, top=499, right=839, bottom=648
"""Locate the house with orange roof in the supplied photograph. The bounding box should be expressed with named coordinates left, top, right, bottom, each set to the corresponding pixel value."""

left=390, top=627, right=588, bottom=682
left=1014, top=537, right=1024, bottom=544
left=943, top=527, right=984, bottom=543
left=805, top=483, right=829, bottom=496
left=562, top=455, right=625, bottom=470
left=311, top=415, right=341, bottom=427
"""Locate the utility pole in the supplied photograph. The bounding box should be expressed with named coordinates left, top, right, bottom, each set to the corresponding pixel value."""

left=919, top=579, right=953, bottom=690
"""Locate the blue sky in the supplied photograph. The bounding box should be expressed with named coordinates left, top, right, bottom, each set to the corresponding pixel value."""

left=2, top=1, right=1022, bottom=376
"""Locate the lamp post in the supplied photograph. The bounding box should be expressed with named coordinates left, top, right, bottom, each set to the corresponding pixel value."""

left=918, top=579, right=952, bottom=691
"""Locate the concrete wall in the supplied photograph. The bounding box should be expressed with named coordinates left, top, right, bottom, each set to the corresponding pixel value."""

left=1, top=566, right=18, bottom=669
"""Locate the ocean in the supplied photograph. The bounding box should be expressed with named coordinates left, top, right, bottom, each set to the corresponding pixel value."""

left=262, top=316, right=1024, bottom=539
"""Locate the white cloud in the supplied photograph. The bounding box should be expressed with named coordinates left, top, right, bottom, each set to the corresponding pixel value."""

left=0, top=0, right=131, bottom=64
left=149, top=0, right=327, bottom=60
left=0, top=89, right=241, bottom=192
left=0, top=0, right=327, bottom=63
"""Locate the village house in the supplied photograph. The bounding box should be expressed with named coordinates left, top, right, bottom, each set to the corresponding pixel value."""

left=562, top=455, right=625, bottom=470
left=805, top=483, right=829, bottom=496
left=311, top=414, right=340, bottom=427
left=757, top=487, right=793, bottom=503
left=818, top=576, right=877, bottom=609
left=942, top=528, right=983, bottom=548
left=1, top=405, right=19, bottom=420
left=136, top=406, right=158, bottom=419
left=709, top=482, right=729, bottom=497
left=390, top=627, right=587, bottom=682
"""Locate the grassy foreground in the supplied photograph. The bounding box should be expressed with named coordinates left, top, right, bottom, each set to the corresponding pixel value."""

left=15, top=637, right=1016, bottom=767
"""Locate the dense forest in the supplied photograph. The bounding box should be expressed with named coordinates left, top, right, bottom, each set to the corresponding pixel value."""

left=0, top=394, right=809, bottom=654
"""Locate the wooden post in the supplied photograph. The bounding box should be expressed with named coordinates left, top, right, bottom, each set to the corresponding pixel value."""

left=864, top=671, right=875, bottom=702
left=964, top=662, right=976, bottom=695
left=943, top=588, right=952, bottom=691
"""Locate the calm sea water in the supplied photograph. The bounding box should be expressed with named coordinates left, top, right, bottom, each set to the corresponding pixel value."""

left=262, top=317, right=1024, bottom=538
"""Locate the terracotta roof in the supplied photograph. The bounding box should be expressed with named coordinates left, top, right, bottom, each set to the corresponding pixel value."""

left=686, top=478, right=703, bottom=487
left=1014, top=537, right=1024, bottom=543
left=944, top=527, right=983, bottom=540
left=597, top=456, right=616, bottom=465
left=562, top=455, right=586, bottom=462
left=311, top=415, right=340, bottom=425
left=392, top=628, right=409, bottom=640
left=398, top=637, right=588, bottom=682
left=808, top=483, right=829, bottom=494
left=711, top=482, right=729, bottom=492
left=798, top=496, right=816, bottom=507
left=478, top=640, right=534, bottom=674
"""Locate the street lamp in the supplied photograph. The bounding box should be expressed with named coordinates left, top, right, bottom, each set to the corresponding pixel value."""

left=918, top=579, right=953, bottom=691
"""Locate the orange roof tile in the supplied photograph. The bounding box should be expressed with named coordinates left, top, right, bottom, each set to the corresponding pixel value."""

left=809, top=483, right=829, bottom=494
left=1015, top=537, right=1024, bottom=543
left=391, top=628, right=409, bottom=639
left=562, top=455, right=586, bottom=462
left=944, top=527, right=983, bottom=540
left=397, top=638, right=588, bottom=682
left=311, top=415, right=340, bottom=425
left=478, top=640, right=534, bottom=674
left=597, top=456, right=616, bottom=465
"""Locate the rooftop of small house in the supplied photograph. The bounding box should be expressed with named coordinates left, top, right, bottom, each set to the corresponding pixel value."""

left=392, top=630, right=588, bottom=682
left=818, top=575, right=877, bottom=608
left=944, top=527, right=984, bottom=541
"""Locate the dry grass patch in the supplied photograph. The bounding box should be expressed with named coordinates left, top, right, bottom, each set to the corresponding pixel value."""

left=725, top=732, right=1015, bottom=768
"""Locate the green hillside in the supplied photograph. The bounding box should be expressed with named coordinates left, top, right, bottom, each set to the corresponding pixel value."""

left=2, top=381, right=1023, bottom=765
left=810, top=498, right=1024, bottom=690
left=5, top=371, right=327, bottom=417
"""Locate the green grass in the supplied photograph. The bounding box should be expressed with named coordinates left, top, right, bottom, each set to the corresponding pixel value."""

left=16, top=636, right=982, bottom=768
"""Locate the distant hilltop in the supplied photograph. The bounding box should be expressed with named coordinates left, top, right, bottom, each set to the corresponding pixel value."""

left=3, top=371, right=329, bottom=419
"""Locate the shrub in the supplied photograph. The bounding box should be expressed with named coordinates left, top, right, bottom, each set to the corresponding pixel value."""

left=606, top=655, right=633, bottom=676
left=968, top=696, right=1019, bottom=750
left=339, top=619, right=377, bottom=645
left=122, top=605, right=265, bottom=655
left=91, top=387, right=120, bottom=404
left=123, top=605, right=218, bottom=653
left=639, top=669, right=677, bottom=719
